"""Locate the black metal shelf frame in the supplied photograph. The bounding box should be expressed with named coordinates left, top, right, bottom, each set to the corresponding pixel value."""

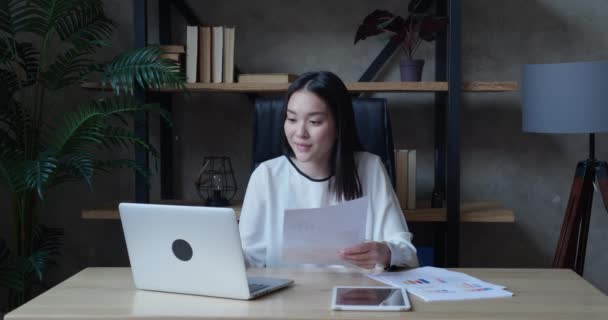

left=131, top=0, right=462, bottom=267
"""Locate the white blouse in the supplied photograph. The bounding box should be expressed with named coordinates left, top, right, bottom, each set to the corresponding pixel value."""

left=238, top=151, right=419, bottom=268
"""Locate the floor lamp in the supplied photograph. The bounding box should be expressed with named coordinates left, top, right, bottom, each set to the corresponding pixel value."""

left=521, top=61, right=608, bottom=276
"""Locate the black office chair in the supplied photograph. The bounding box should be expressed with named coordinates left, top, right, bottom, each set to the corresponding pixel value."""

left=252, top=97, right=396, bottom=186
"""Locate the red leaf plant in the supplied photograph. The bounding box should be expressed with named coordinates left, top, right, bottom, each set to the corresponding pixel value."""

left=355, top=7, right=447, bottom=60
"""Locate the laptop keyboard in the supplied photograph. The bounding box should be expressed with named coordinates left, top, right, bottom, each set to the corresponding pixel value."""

left=248, top=283, right=269, bottom=293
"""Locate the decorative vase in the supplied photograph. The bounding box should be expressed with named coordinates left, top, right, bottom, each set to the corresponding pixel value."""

left=399, top=59, right=425, bottom=82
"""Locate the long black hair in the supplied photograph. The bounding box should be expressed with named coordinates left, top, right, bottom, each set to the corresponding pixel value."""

left=280, top=71, right=363, bottom=201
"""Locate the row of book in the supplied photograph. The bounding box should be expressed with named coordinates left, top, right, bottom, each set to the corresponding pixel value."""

left=186, top=25, right=235, bottom=83
left=395, top=149, right=416, bottom=210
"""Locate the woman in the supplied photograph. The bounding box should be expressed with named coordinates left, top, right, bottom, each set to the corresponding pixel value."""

left=239, top=71, right=418, bottom=269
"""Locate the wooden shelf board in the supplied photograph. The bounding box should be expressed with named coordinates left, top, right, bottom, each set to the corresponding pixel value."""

left=81, top=199, right=224, bottom=220
left=82, top=200, right=514, bottom=223
left=81, top=81, right=518, bottom=93
left=406, top=201, right=514, bottom=223
left=406, top=209, right=514, bottom=223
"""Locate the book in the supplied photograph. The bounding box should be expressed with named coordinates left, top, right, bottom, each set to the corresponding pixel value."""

left=211, top=26, right=224, bottom=83
left=159, top=52, right=180, bottom=61
left=198, top=26, right=212, bottom=83
left=159, top=45, right=185, bottom=53
left=238, top=73, right=298, bottom=83
left=185, top=26, right=198, bottom=83
left=394, top=149, right=409, bottom=210
left=407, top=150, right=416, bottom=210
left=223, top=26, right=235, bottom=83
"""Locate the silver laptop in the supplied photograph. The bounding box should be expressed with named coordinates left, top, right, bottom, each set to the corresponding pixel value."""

left=119, top=203, right=293, bottom=300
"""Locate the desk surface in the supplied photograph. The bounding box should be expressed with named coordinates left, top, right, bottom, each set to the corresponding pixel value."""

left=6, top=268, right=608, bottom=320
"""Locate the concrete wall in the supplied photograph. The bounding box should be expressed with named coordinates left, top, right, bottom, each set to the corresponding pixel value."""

left=3, top=1, right=607, bottom=311
left=167, top=0, right=608, bottom=291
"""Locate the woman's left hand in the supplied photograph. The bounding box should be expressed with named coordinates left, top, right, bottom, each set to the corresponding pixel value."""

left=338, top=241, right=391, bottom=269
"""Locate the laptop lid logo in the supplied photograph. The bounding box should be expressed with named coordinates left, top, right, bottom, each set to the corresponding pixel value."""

left=172, top=239, right=193, bottom=261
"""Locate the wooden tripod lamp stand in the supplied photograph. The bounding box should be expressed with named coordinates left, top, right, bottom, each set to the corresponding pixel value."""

left=522, top=61, right=608, bottom=276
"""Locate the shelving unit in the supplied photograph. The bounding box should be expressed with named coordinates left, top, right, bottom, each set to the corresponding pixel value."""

left=82, top=78, right=517, bottom=227
left=84, top=0, right=516, bottom=268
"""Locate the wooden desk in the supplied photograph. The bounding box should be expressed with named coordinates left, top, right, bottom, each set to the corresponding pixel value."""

left=6, top=268, right=607, bottom=320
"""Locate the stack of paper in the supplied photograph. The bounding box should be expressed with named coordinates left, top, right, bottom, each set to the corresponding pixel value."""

left=281, top=197, right=368, bottom=266
left=368, top=267, right=513, bottom=301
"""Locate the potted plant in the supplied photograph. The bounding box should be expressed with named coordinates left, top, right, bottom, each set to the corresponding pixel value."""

left=0, top=0, right=184, bottom=312
left=354, top=0, right=448, bottom=81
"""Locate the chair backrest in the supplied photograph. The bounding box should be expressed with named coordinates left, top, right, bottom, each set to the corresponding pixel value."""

left=252, top=97, right=395, bottom=186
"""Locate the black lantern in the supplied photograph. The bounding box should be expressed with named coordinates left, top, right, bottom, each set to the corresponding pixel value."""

left=195, top=156, right=237, bottom=206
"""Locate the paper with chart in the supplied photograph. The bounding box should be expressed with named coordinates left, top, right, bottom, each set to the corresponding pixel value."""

left=281, top=196, right=368, bottom=265
left=368, top=267, right=513, bottom=301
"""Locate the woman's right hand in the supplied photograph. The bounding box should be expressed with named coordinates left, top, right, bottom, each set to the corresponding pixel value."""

left=338, top=241, right=391, bottom=269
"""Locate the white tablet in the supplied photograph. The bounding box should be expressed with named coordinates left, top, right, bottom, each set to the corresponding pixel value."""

left=331, top=286, right=411, bottom=311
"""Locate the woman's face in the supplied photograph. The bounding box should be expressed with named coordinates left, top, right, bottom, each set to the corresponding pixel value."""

left=284, top=90, right=336, bottom=166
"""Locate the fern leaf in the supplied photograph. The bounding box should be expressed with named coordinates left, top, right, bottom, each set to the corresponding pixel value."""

left=100, top=98, right=171, bottom=126
left=0, top=40, right=38, bottom=87
left=21, top=226, right=63, bottom=281
left=32, top=225, right=64, bottom=254
left=0, top=239, right=26, bottom=290
left=0, top=68, right=19, bottom=94
left=50, top=101, right=108, bottom=156
left=50, top=96, right=171, bottom=158
left=26, top=225, right=63, bottom=282
left=28, top=0, right=83, bottom=37
left=103, top=45, right=185, bottom=95
left=0, top=96, right=31, bottom=193
left=41, top=46, right=100, bottom=90
left=101, top=126, right=159, bottom=158
left=94, top=159, right=151, bottom=182
left=51, top=153, right=95, bottom=190
left=0, top=149, right=27, bottom=193
left=16, top=41, right=39, bottom=86
left=0, top=0, right=34, bottom=36
left=23, top=153, right=58, bottom=199
left=0, top=40, right=39, bottom=86
left=55, top=0, right=113, bottom=49
left=0, top=98, right=34, bottom=154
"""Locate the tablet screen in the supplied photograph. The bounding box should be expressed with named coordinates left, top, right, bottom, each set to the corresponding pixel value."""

left=335, top=287, right=405, bottom=306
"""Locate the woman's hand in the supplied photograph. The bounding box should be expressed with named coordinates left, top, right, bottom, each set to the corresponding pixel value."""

left=338, top=241, right=391, bottom=269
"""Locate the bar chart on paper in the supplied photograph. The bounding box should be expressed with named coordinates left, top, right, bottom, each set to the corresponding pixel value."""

left=405, top=279, right=432, bottom=285
left=368, top=267, right=514, bottom=301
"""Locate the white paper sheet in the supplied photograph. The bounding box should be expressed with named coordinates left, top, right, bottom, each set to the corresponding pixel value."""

left=368, top=267, right=513, bottom=301
left=281, top=196, right=368, bottom=265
